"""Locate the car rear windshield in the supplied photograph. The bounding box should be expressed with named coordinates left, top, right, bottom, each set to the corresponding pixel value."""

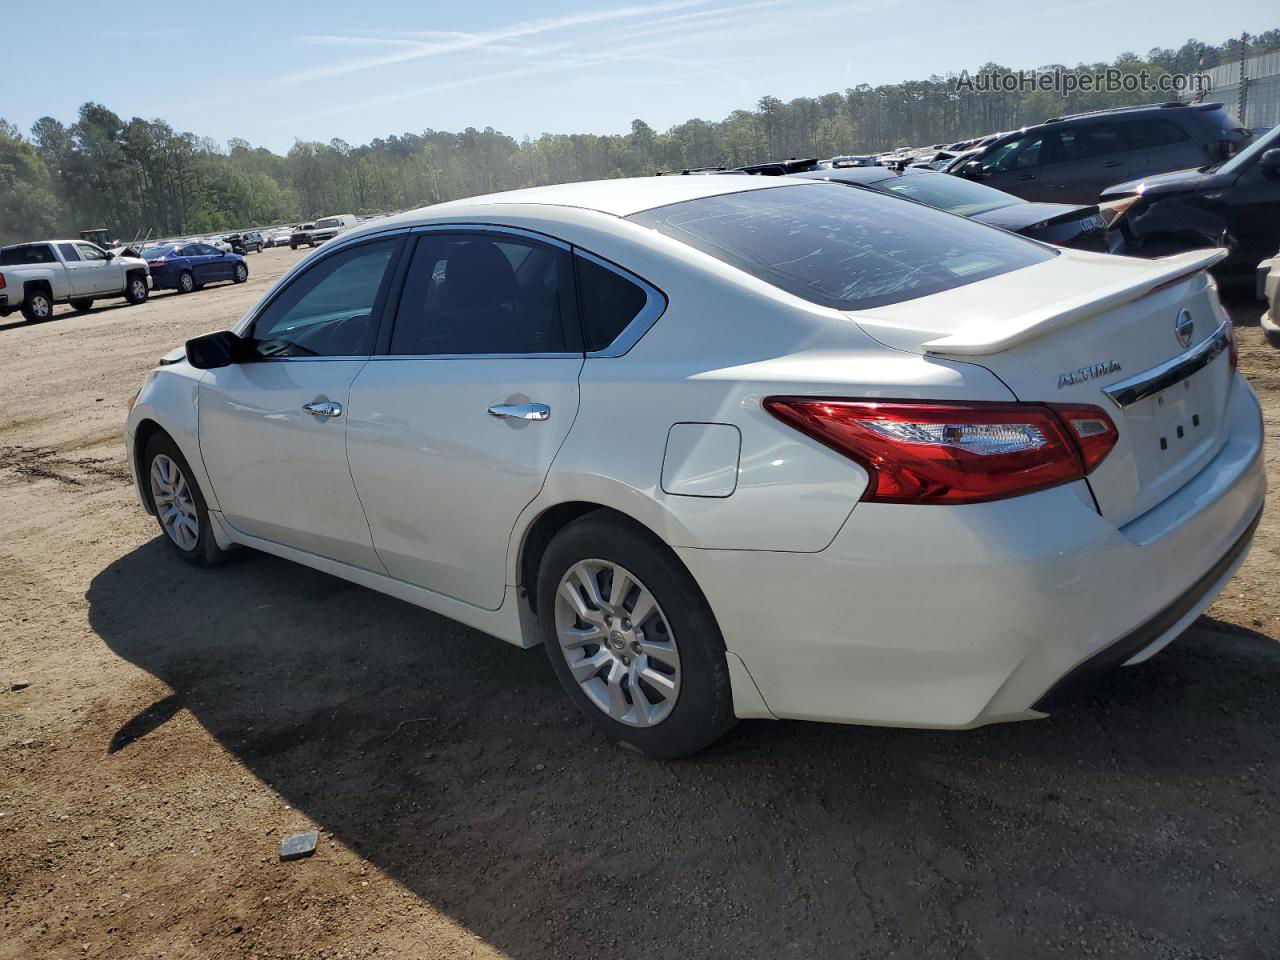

left=0, top=244, right=56, bottom=265
left=864, top=171, right=1021, bottom=216
left=628, top=183, right=1054, bottom=310
left=142, top=246, right=176, bottom=260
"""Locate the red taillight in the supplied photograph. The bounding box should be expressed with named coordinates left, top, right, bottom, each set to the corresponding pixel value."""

left=0, top=272, right=6, bottom=290
left=763, top=398, right=1118, bottom=505
left=149, top=258, right=167, bottom=267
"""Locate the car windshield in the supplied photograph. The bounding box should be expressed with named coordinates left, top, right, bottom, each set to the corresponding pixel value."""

left=1215, top=123, right=1279, bottom=176
left=863, top=172, right=1020, bottom=216
left=142, top=246, right=176, bottom=260
left=628, top=183, right=1054, bottom=311
left=315, top=218, right=339, bottom=229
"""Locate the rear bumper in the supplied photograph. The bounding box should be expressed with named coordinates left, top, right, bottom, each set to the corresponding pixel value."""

left=680, top=375, right=1265, bottom=727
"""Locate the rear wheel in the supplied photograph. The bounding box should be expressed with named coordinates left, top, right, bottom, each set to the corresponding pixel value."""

left=177, top=271, right=195, bottom=294
left=537, top=513, right=736, bottom=758
left=21, top=289, right=53, bottom=323
left=124, top=275, right=148, bottom=305
left=70, top=298, right=94, bottom=313
left=143, top=432, right=236, bottom=567
left=233, top=262, right=248, bottom=284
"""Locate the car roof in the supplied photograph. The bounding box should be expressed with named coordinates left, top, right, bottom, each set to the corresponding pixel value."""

left=421, top=175, right=802, bottom=218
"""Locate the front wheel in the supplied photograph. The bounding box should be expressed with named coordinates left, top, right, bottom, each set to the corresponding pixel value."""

left=233, top=262, right=248, bottom=284
left=144, top=432, right=236, bottom=567
left=537, top=513, right=736, bottom=759
left=70, top=298, right=94, bottom=313
left=21, top=289, right=53, bottom=323
left=124, top=275, right=148, bottom=305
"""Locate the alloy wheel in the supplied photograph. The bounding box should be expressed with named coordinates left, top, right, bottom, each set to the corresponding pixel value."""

left=554, top=559, right=681, bottom=727
left=131, top=279, right=147, bottom=300
left=149, top=454, right=199, bottom=551
left=32, top=296, right=50, bottom=318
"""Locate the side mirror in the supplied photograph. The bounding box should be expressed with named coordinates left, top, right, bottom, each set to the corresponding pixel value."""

left=186, top=330, right=252, bottom=369
left=1261, top=149, right=1280, bottom=177
left=960, top=160, right=983, bottom=179
left=104, top=251, right=115, bottom=260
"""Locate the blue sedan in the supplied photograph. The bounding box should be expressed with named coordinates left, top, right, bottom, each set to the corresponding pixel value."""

left=142, top=242, right=248, bottom=294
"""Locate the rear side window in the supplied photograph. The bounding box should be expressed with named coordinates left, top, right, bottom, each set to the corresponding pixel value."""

left=628, top=184, right=1055, bottom=311
left=389, top=234, right=574, bottom=356
left=1045, top=123, right=1129, bottom=163
left=1128, top=118, right=1191, bottom=149
left=58, top=244, right=81, bottom=262
left=0, top=244, right=56, bottom=265
left=575, top=254, right=650, bottom=352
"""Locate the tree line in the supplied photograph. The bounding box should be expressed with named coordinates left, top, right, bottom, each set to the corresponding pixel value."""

left=1, top=30, right=1276, bottom=245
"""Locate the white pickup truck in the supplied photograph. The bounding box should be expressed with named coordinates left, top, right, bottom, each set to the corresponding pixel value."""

left=0, top=240, right=151, bottom=323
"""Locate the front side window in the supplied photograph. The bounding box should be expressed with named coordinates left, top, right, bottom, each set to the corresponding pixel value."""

left=981, top=134, right=1043, bottom=173
left=628, top=183, right=1055, bottom=311
left=576, top=254, right=651, bottom=352
left=389, top=234, right=574, bottom=355
left=249, top=238, right=398, bottom=358
left=76, top=243, right=108, bottom=262
left=58, top=243, right=82, bottom=262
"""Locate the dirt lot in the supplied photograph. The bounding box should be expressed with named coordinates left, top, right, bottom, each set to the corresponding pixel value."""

left=1, top=245, right=1278, bottom=959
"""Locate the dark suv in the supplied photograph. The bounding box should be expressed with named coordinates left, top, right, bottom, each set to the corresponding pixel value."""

left=952, top=102, right=1252, bottom=204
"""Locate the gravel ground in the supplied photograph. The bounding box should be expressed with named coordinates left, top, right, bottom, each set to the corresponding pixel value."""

left=1, top=246, right=1278, bottom=959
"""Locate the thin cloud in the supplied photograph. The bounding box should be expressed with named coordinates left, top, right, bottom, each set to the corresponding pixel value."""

left=286, top=0, right=711, bottom=83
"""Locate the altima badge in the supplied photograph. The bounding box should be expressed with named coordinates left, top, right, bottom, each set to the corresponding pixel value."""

left=1058, top=360, right=1122, bottom=389
left=1175, top=309, right=1194, bottom=348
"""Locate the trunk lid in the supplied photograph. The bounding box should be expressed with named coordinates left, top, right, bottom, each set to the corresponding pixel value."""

left=849, top=248, right=1235, bottom=526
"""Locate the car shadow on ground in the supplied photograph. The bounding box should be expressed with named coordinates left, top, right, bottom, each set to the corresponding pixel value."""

left=86, top=539, right=1280, bottom=959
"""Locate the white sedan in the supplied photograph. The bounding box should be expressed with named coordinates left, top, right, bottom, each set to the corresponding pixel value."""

left=124, top=176, right=1264, bottom=758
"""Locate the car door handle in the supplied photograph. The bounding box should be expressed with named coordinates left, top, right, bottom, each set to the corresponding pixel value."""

left=487, top=402, right=551, bottom=421
left=1102, top=160, right=1124, bottom=168
left=1016, top=173, right=1036, bottom=180
left=302, top=401, right=342, bottom=418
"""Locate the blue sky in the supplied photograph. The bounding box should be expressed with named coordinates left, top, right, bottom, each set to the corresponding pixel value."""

left=0, top=0, right=1272, bottom=152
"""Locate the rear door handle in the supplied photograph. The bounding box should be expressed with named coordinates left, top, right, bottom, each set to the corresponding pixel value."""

left=1102, top=160, right=1124, bottom=168
left=488, top=402, right=550, bottom=421
left=302, top=400, right=342, bottom=418
left=1016, top=173, right=1036, bottom=181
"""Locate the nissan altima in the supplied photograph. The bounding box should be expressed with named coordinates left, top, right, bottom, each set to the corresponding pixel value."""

left=124, top=176, right=1264, bottom=758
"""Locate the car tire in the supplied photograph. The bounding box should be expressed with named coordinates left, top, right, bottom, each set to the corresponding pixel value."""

left=233, top=263, right=248, bottom=284
left=177, top=271, right=195, bottom=294
left=21, top=288, right=53, bottom=323
left=143, top=431, right=237, bottom=568
left=70, top=298, right=94, bottom=313
left=289, top=242, right=297, bottom=250
left=537, top=512, right=736, bottom=759
left=124, top=275, right=149, bottom=305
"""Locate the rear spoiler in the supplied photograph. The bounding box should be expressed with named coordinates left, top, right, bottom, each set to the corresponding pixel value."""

left=922, top=248, right=1229, bottom=357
